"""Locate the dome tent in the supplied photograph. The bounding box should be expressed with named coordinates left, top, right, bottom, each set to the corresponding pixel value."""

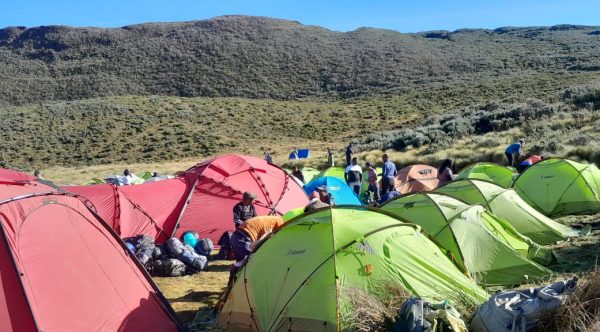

left=0, top=170, right=183, bottom=331
left=456, top=162, right=516, bottom=188
left=65, top=178, right=192, bottom=243
left=176, top=155, right=309, bottom=242
left=380, top=192, right=552, bottom=286
left=216, top=206, right=487, bottom=331
left=304, top=176, right=362, bottom=205
left=513, top=158, right=600, bottom=216
left=436, top=179, right=578, bottom=245
left=67, top=154, right=309, bottom=244
left=395, top=164, right=440, bottom=194
left=316, top=166, right=346, bottom=180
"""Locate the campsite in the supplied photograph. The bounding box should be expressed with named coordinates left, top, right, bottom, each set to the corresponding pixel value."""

left=1, top=1, right=600, bottom=331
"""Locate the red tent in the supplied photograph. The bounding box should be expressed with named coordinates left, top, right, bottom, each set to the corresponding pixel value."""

left=395, top=164, right=440, bottom=194
left=66, top=155, right=308, bottom=244
left=65, top=178, right=191, bottom=243
left=0, top=168, right=37, bottom=185
left=0, top=172, right=182, bottom=331
left=175, top=154, right=309, bottom=242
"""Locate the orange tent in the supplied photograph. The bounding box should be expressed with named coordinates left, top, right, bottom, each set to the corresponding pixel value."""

left=395, top=165, right=440, bottom=194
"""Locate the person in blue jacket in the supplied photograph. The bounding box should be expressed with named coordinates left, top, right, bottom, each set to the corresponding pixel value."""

left=505, top=139, right=525, bottom=166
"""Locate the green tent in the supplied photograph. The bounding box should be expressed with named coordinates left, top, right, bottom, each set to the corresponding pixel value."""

left=513, top=158, right=600, bottom=216
left=317, top=167, right=346, bottom=181
left=301, top=167, right=321, bottom=184
left=380, top=193, right=552, bottom=286
left=216, top=206, right=488, bottom=331
left=81, top=178, right=104, bottom=185
left=436, top=179, right=578, bottom=245
left=456, top=162, right=516, bottom=188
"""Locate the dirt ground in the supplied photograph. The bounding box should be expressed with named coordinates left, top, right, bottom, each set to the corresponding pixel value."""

left=153, top=213, right=600, bottom=330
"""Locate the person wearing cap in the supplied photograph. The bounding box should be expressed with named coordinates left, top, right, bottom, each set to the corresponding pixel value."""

left=230, top=216, right=284, bottom=261
left=505, top=139, right=525, bottom=166
left=315, top=185, right=335, bottom=205
left=232, top=192, right=257, bottom=228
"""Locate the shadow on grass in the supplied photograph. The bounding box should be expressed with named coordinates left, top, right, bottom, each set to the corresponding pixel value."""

left=205, top=262, right=234, bottom=273
left=551, top=240, right=600, bottom=274
left=172, top=290, right=223, bottom=303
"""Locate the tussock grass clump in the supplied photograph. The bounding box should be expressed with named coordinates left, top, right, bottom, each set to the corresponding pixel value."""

left=340, top=281, right=411, bottom=332
left=537, top=269, right=600, bottom=332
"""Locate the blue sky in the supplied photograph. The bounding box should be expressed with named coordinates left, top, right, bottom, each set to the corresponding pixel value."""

left=1, top=0, right=598, bottom=32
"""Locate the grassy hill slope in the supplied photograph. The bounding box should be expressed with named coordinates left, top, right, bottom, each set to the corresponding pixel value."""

left=1, top=16, right=599, bottom=105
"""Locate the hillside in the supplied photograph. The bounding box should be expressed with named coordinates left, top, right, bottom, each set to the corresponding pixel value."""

left=1, top=16, right=600, bottom=171
left=1, top=16, right=599, bottom=105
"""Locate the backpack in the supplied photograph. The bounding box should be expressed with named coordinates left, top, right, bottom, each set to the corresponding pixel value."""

left=471, top=278, right=577, bottom=332
left=395, top=297, right=467, bottom=332
left=153, top=258, right=187, bottom=277
left=217, top=231, right=236, bottom=260
left=195, top=238, right=214, bottom=257
left=395, top=297, right=432, bottom=332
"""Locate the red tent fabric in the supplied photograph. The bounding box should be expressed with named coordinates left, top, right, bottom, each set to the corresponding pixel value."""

left=0, top=168, right=36, bottom=185
left=0, top=182, right=182, bottom=331
left=176, top=155, right=309, bottom=242
left=395, top=165, right=440, bottom=194
left=65, top=178, right=191, bottom=243
left=65, top=155, right=308, bottom=244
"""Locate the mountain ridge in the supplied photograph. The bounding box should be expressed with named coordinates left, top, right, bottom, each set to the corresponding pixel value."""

left=1, top=15, right=599, bottom=106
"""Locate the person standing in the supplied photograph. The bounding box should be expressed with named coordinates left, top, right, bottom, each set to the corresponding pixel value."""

left=232, top=192, right=257, bottom=228
left=345, top=157, right=363, bottom=195
left=380, top=154, right=397, bottom=195
left=292, top=166, right=305, bottom=184
left=345, top=143, right=355, bottom=166
left=365, top=162, right=381, bottom=203
left=437, top=159, right=455, bottom=185
left=505, top=140, right=525, bottom=166
left=326, top=148, right=335, bottom=167
left=264, top=151, right=273, bottom=164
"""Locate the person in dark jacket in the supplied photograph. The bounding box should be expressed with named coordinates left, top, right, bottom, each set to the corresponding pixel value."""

left=345, top=143, right=355, bottom=166
left=232, top=192, right=257, bottom=228
left=292, top=166, right=305, bottom=183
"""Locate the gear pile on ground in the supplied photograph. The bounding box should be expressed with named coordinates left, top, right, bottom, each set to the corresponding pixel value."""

left=124, top=234, right=211, bottom=277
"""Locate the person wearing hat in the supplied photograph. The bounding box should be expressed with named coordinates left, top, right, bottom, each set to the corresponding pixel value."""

left=315, top=185, right=335, bottom=206
left=304, top=197, right=330, bottom=212
left=505, top=139, right=525, bottom=166
left=233, top=192, right=258, bottom=228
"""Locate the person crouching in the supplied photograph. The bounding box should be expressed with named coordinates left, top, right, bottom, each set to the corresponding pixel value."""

left=230, top=216, right=284, bottom=261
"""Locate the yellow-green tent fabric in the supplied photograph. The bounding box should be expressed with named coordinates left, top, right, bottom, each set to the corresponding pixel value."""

left=436, top=179, right=578, bottom=245
left=380, top=193, right=552, bottom=286
left=217, top=206, right=487, bottom=331
left=513, top=158, right=600, bottom=216
left=456, top=163, right=516, bottom=188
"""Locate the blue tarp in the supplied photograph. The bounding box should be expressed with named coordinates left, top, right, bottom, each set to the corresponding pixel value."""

left=289, top=149, right=311, bottom=159
left=303, top=176, right=362, bottom=205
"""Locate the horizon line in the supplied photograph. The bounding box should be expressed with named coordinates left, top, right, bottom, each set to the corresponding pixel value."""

left=1, top=15, right=598, bottom=34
